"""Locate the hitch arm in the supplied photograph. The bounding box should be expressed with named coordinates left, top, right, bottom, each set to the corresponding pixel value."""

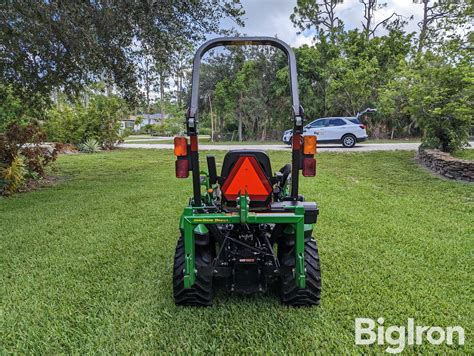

left=181, top=197, right=307, bottom=289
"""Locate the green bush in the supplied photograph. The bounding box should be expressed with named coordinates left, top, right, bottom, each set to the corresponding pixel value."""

left=198, top=127, right=211, bottom=135
left=122, top=128, right=133, bottom=138
left=151, top=117, right=184, bottom=136
left=44, top=103, right=86, bottom=144
left=142, top=124, right=154, bottom=134
left=0, top=83, right=49, bottom=133
left=409, top=57, right=473, bottom=153
left=44, top=93, right=129, bottom=149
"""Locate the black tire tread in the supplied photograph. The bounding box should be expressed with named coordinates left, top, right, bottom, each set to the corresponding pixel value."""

left=173, top=237, right=214, bottom=306
left=279, top=238, right=321, bottom=306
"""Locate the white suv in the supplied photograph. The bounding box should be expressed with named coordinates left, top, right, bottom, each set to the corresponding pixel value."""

left=282, top=117, right=368, bottom=148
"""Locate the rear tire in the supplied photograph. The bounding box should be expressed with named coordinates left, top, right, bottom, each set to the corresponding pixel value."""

left=341, top=134, right=356, bottom=148
left=279, top=238, right=321, bottom=306
left=173, top=237, right=214, bottom=306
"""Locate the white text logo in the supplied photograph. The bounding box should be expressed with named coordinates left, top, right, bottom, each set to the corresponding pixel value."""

left=355, top=318, right=464, bottom=354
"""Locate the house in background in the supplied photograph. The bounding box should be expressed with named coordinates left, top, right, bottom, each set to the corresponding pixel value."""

left=119, top=113, right=168, bottom=133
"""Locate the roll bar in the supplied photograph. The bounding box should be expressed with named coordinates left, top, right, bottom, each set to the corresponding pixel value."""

left=186, top=37, right=304, bottom=134
left=186, top=37, right=305, bottom=206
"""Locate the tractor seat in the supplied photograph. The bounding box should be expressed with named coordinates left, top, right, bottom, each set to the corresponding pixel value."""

left=219, top=150, right=273, bottom=207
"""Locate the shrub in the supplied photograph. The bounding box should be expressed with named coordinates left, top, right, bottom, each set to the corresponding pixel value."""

left=1, top=121, right=57, bottom=174
left=152, top=117, right=184, bottom=136
left=0, top=83, right=49, bottom=132
left=122, top=127, right=133, bottom=138
left=44, top=103, right=86, bottom=144
left=78, top=138, right=100, bottom=153
left=0, top=121, right=57, bottom=195
left=409, top=57, right=473, bottom=153
left=0, top=155, right=26, bottom=196
left=198, top=127, right=211, bottom=136
left=143, top=124, right=154, bottom=134
left=44, top=92, right=129, bottom=149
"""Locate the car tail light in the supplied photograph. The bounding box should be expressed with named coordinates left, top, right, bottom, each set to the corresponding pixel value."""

left=303, top=135, right=317, bottom=155
left=174, top=137, right=187, bottom=156
left=302, top=157, right=316, bottom=177
left=359, top=124, right=366, bottom=129
left=175, top=159, right=189, bottom=178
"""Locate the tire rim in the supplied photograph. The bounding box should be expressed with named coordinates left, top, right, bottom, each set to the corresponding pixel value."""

left=344, top=136, right=355, bottom=146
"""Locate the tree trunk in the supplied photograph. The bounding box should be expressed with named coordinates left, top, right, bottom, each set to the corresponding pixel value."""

left=208, top=93, right=214, bottom=142
left=364, top=0, right=374, bottom=40
left=238, top=112, right=243, bottom=142
left=145, top=80, right=150, bottom=114
left=418, top=0, right=429, bottom=54
left=238, top=92, right=243, bottom=142
left=159, top=74, right=165, bottom=120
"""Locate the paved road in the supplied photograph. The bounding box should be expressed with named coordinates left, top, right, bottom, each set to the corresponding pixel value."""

left=123, top=135, right=211, bottom=143
left=118, top=141, right=473, bottom=152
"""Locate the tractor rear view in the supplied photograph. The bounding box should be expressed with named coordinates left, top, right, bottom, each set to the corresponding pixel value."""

left=172, top=37, right=321, bottom=306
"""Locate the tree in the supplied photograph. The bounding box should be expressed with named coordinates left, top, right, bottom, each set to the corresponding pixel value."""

left=0, top=1, right=244, bottom=104
left=290, top=0, right=344, bottom=42
left=326, top=56, right=379, bottom=116
left=413, top=0, right=472, bottom=53
left=359, top=0, right=409, bottom=39
left=0, top=84, right=48, bottom=132
left=378, top=61, right=417, bottom=139
left=137, top=45, right=158, bottom=114
left=408, top=56, right=473, bottom=152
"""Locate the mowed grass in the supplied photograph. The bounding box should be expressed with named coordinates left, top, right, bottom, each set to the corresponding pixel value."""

left=1, top=149, right=473, bottom=354
left=453, top=149, right=474, bottom=160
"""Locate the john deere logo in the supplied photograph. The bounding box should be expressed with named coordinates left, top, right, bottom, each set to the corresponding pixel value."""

left=193, top=218, right=228, bottom=223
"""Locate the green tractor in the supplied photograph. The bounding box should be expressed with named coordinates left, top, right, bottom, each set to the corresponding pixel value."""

left=172, top=37, right=321, bottom=306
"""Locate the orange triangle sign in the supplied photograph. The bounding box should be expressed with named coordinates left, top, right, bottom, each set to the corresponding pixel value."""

left=221, top=156, right=272, bottom=201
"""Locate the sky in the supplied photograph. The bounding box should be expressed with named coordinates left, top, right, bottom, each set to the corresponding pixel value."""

left=221, top=0, right=424, bottom=46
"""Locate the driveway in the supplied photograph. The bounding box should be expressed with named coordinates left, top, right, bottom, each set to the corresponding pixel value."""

left=118, top=141, right=473, bottom=152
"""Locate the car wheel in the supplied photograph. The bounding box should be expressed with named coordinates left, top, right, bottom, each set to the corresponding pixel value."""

left=341, top=134, right=356, bottom=148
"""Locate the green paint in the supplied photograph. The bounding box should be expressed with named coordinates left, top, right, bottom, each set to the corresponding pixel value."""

left=181, top=194, right=307, bottom=289
left=182, top=207, right=196, bottom=288
left=194, top=224, right=208, bottom=235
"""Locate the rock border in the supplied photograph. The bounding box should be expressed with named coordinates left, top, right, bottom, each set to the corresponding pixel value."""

left=417, top=149, right=474, bottom=182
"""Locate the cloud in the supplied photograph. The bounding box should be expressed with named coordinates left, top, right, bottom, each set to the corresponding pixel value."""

left=219, top=0, right=423, bottom=46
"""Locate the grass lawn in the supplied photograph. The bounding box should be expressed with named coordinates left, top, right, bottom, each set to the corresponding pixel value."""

left=452, top=149, right=474, bottom=161
left=1, top=149, right=472, bottom=353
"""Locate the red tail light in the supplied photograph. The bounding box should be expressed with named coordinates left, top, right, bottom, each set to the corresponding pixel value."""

left=292, top=133, right=301, bottom=150
left=359, top=124, right=366, bottom=129
left=302, top=157, right=316, bottom=177
left=175, top=159, right=189, bottom=178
